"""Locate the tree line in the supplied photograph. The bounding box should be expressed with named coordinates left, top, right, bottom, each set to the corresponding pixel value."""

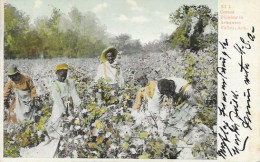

left=4, top=4, right=217, bottom=59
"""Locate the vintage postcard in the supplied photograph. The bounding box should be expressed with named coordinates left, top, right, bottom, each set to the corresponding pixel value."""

left=0, top=0, right=259, bottom=162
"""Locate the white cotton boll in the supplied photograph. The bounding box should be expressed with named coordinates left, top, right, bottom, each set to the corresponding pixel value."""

left=105, top=132, right=112, bottom=138
left=68, top=138, right=73, bottom=143
left=74, top=140, right=79, bottom=145
left=70, top=125, right=74, bottom=131
left=133, top=138, right=145, bottom=146
left=130, top=148, right=137, bottom=154
left=60, top=141, right=64, bottom=146
left=44, top=136, right=49, bottom=142
left=113, top=112, right=117, bottom=116
left=213, top=125, right=217, bottom=133
left=117, top=152, right=127, bottom=158
left=72, top=150, right=78, bottom=158
left=81, top=109, right=88, bottom=114
left=8, top=128, right=14, bottom=134
left=162, top=136, right=167, bottom=141
left=119, top=125, right=131, bottom=137
left=59, top=145, right=64, bottom=151
left=118, top=95, right=123, bottom=102
left=135, top=119, right=142, bottom=125
left=9, top=141, right=15, bottom=144
left=75, top=126, right=81, bottom=130
left=110, top=143, right=117, bottom=150
left=76, top=135, right=82, bottom=139
left=142, top=120, right=149, bottom=127
left=12, top=135, right=16, bottom=141
left=110, top=90, right=115, bottom=96
left=37, top=130, right=42, bottom=136
left=68, top=116, right=74, bottom=122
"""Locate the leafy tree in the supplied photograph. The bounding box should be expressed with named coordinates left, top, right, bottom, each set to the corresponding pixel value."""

left=110, top=34, right=143, bottom=55
left=4, top=4, right=30, bottom=59
left=169, top=5, right=217, bottom=52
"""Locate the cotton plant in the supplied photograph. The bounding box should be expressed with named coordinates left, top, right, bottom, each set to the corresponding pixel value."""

left=4, top=47, right=217, bottom=159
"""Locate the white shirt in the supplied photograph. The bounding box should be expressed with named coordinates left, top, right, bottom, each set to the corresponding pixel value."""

left=49, top=79, right=81, bottom=123
left=95, top=61, right=124, bottom=88
left=167, top=76, right=196, bottom=105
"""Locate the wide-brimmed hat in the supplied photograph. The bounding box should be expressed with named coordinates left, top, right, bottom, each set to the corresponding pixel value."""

left=55, top=63, right=68, bottom=72
left=7, top=64, right=19, bottom=75
left=101, top=47, right=118, bottom=63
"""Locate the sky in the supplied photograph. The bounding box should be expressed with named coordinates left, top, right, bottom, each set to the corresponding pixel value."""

left=6, top=0, right=217, bottom=44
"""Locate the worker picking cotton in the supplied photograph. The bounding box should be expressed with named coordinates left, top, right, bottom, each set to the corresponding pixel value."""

left=20, top=63, right=81, bottom=158
left=95, top=47, right=124, bottom=89
left=4, top=64, right=36, bottom=123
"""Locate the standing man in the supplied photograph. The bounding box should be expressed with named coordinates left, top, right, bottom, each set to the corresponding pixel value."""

left=4, top=64, right=36, bottom=123
left=95, top=47, right=124, bottom=89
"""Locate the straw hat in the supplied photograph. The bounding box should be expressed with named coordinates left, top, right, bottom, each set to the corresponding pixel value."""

left=55, top=64, right=68, bottom=72
left=7, top=64, right=19, bottom=75
left=100, top=47, right=118, bottom=63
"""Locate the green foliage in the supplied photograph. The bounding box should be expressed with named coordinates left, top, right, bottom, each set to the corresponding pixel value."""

left=110, top=34, right=143, bottom=55
left=179, top=48, right=217, bottom=129
left=4, top=4, right=108, bottom=59
left=169, top=5, right=218, bottom=52
left=192, top=134, right=216, bottom=159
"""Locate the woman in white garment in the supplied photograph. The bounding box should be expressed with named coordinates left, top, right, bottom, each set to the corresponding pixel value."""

left=95, top=47, right=124, bottom=89
left=4, top=64, right=36, bottom=123
left=20, top=63, right=81, bottom=158
left=132, top=73, right=197, bottom=137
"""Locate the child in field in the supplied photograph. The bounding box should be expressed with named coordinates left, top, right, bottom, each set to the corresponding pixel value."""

left=4, top=64, right=36, bottom=123
left=95, top=47, right=124, bottom=89
left=20, top=63, right=81, bottom=158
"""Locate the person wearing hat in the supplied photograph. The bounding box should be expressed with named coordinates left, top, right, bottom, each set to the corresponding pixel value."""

left=20, top=63, right=81, bottom=158
left=4, top=64, right=36, bottom=123
left=95, top=47, right=124, bottom=89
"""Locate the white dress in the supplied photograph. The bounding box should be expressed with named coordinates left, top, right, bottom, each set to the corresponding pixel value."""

left=20, top=79, right=81, bottom=158
left=132, top=84, right=165, bottom=137
left=14, top=89, right=34, bottom=122
left=167, top=76, right=196, bottom=105
left=95, top=61, right=124, bottom=88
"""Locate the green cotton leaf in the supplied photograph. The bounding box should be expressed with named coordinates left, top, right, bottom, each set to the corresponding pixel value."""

left=95, top=120, right=102, bottom=130
left=25, top=128, right=31, bottom=136
left=88, top=103, right=97, bottom=111
left=175, top=101, right=186, bottom=110
left=124, top=113, right=131, bottom=121
left=98, top=107, right=106, bottom=117
left=152, top=141, right=163, bottom=156
left=36, top=118, right=46, bottom=131
left=108, top=96, right=117, bottom=104
left=171, top=137, right=178, bottom=148
left=123, top=142, right=129, bottom=150
left=124, top=133, right=130, bottom=141
left=138, top=153, right=150, bottom=159
left=140, top=132, right=148, bottom=139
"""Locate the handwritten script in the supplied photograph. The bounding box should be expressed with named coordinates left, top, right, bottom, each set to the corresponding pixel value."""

left=217, top=27, right=255, bottom=159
